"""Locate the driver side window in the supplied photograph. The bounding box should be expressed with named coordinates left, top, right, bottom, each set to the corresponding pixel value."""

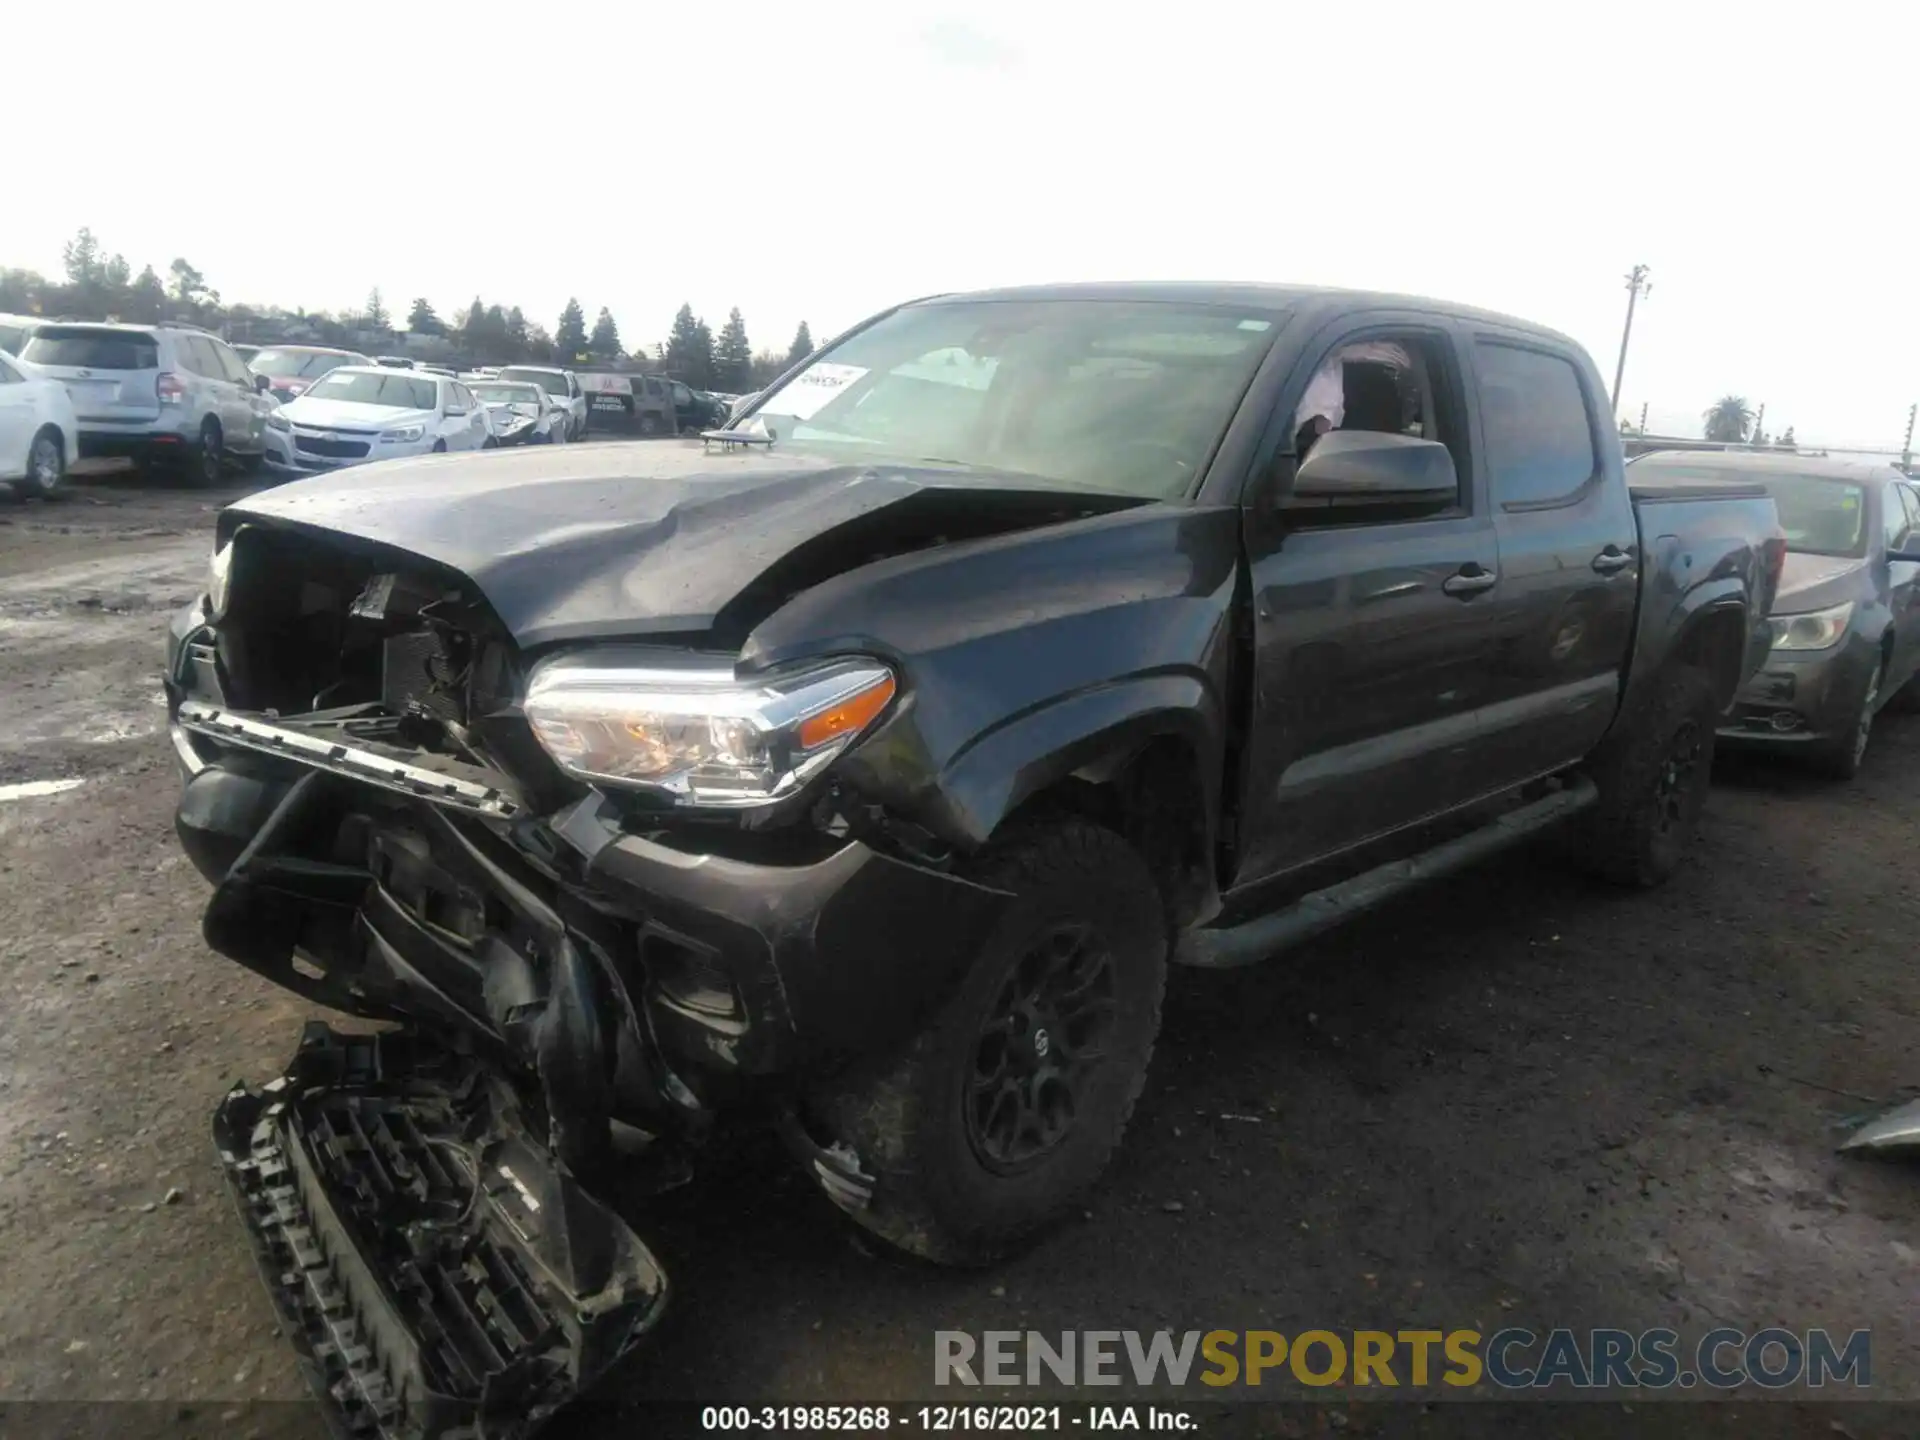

left=1287, top=330, right=1465, bottom=507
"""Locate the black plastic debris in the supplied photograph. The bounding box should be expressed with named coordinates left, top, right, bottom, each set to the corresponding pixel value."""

left=214, top=1023, right=668, bottom=1440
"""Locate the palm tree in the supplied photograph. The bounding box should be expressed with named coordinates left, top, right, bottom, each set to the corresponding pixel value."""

left=1702, top=395, right=1754, bottom=444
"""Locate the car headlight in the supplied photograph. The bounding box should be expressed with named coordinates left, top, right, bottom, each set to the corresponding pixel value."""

left=207, top=537, right=234, bottom=617
left=265, top=411, right=292, bottom=433
left=379, top=424, right=425, bottom=443
left=523, top=652, right=898, bottom=808
left=1768, top=601, right=1854, bottom=651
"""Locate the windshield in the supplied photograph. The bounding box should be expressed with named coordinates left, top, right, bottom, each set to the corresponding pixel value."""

left=499, top=367, right=568, bottom=398
left=303, top=371, right=439, bottom=409
left=740, top=299, right=1280, bottom=498
left=251, top=349, right=353, bottom=379
left=22, top=328, right=159, bottom=371
left=0, top=323, right=29, bottom=356
left=474, top=384, right=541, bottom=406
left=1635, top=463, right=1868, bottom=557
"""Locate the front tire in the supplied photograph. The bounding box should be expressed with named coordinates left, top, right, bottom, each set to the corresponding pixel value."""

left=1809, top=659, right=1883, bottom=780
left=1573, top=663, right=1716, bottom=888
left=23, top=427, right=65, bottom=498
left=806, top=818, right=1168, bottom=1266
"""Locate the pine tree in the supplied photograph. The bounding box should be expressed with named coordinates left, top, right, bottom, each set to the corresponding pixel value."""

left=714, top=308, right=752, bottom=391
left=555, top=299, right=588, bottom=361
left=365, top=288, right=390, bottom=331
left=588, top=307, right=622, bottom=361
left=664, top=304, right=714, bottom=389
left=407, top=297, right=443, bottom=335
left=785, top=321, right=815, bottom=367
left=126, top=266, right=166, bottom=323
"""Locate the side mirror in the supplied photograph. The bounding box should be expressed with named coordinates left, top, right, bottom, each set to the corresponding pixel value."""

left=253, top=373, right=271, bottom=393
left=1283, top=430, right=1458, bottom=513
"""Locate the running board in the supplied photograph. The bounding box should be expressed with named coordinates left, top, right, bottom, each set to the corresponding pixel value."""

left=1176, top=778, right=1597, bottom=968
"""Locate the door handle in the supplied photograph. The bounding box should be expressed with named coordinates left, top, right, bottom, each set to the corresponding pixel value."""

left=1591, top=547, right=1633, bottom=574
left=1442, top=566, right=1498, bottom=598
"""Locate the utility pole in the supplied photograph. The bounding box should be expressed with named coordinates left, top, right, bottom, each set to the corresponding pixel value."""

left=1610, top=264, right=1652, bottom=414
left=1638, top=401, right=1648, bottom=434
left=1750, top=402, right=1765, bottom=448
left=1903, top=403, right=1916, bottom=475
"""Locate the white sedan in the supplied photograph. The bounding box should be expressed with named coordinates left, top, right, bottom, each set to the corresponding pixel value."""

left=0, top=350, right=79, bottom=497
left=274, top=367, right=495, bottom=472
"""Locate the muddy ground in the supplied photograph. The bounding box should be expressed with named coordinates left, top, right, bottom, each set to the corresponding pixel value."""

left=2, top=464, right=1918, bottom=1438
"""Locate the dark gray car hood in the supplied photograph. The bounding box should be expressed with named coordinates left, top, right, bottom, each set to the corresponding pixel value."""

left=224, top=440, right=1140, bottom=650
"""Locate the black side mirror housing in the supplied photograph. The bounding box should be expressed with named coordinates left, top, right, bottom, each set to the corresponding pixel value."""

left=1283, top=430, right=1458, bottom=513
left=253, top=373, right=271, bottom=393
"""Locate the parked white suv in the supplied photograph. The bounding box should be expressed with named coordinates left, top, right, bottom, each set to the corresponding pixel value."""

left=276, top=367, right=495, bottom=472
left=0, top=350, right=79, bottom=497
left=495, top=365, right=589, bottom=440
left=18, top=323, right=275, bottom=485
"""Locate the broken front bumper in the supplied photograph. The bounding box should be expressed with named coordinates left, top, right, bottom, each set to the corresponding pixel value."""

left=215, top=1023, right=668, bottom=1440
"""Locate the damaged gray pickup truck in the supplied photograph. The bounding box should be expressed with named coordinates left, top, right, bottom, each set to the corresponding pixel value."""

left=164, top=283, right=1783, bottom=1437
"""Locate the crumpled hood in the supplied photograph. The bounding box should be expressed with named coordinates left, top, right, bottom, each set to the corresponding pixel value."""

left=1773, top=551, right=1869, bottom=613
left=221, top=440, right=1140, bottom=650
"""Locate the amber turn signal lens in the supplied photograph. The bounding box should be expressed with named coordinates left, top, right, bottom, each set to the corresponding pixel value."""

left=796, top=673, right=897, bottom=751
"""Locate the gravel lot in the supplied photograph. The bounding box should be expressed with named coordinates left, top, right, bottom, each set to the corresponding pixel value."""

left=3, top=463, right=1918, bottom=1437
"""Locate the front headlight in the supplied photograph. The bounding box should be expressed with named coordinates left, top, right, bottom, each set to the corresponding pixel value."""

left=266, top=411, right=292, bottom=432
left=207, top=537, right=234, bottom=617
left=1768, top=601, right=1854, bottom=651
left=523, top=652, right=898, bottom=808
left=379, top=424, right=425, bottom=443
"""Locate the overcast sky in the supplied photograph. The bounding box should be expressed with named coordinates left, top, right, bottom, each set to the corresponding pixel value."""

left=6, top=2, right=1913, bottom=448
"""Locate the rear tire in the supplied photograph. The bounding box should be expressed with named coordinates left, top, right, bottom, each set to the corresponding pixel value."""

left=1573, top=663, right=1717, bottom=888
left=23, top=427, right=65, bottom=498
left=638, top=413, right=662, bottom=437
left=805, top=818, right=1168, bottom=1267
left=187, top=419, right=224, bottom=487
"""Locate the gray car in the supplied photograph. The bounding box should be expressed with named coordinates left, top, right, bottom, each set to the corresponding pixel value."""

left=19, top=322, right=275, bottom=485
left=1629, top=450, right=1920, bottom=777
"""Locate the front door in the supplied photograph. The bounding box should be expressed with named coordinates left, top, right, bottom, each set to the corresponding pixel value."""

left=1235, top=320, right=1506, bottom=882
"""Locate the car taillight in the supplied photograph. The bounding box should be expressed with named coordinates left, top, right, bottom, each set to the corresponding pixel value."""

left=156, top=372, right=186, bottom=406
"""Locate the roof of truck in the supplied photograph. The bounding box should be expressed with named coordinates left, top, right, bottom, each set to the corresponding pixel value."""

left=917, top=281, right=1576, bottom=345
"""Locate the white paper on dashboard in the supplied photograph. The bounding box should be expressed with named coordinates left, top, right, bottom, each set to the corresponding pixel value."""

left=766, top=363, right=868, bottom=419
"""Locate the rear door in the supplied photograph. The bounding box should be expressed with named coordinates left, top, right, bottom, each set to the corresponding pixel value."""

left=1236, top=315, right=1506, bottom=881
left=1462, top=334, right=1638, bottom=793
left=20, top=326, right=163, bottom=423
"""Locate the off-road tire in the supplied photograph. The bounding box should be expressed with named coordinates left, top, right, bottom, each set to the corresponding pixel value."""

left=1574, top=663, right=1717, bottom=888
left=638, top=413, right=663, bottom=437
left=1809, top=659, right=1884, bottom=780
left=431, top=439, right=448, bottom=454
left=806, top=818, right=1168, bottom=1267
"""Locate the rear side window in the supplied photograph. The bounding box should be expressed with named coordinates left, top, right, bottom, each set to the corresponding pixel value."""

left=0, top=323, right=30, bottom=355
left=23, top=328, right=159, bottom=371
left=1474, top=341, right=1598, bottom=507
left=0, top=356, right=21, bottom=383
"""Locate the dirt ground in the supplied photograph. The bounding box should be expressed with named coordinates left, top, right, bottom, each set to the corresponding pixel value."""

left=3, top=465, right=1919, bottom=1438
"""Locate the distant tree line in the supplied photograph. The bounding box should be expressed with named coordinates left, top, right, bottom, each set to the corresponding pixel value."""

left=2, top=227, right=818, bottom=392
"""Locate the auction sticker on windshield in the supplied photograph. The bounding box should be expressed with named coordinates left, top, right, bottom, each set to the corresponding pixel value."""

left=771, top=362, right=867, bottom=419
